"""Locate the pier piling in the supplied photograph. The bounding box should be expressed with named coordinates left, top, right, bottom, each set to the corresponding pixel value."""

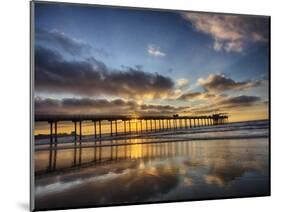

left=38, top=113, right=229, bottom=144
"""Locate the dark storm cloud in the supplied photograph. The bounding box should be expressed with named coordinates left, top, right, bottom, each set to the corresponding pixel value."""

left=35, top=46, right=175, bottom=98
left=35, top=97, right=188, bottom=115
left=198, top=74, right=262, bottom=92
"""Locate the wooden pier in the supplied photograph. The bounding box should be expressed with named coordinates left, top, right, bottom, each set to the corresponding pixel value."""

left=35, top=113, right=228, bottom=145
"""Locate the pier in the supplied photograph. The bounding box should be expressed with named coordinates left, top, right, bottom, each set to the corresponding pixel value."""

left=35, top=113, right=228, bottom=145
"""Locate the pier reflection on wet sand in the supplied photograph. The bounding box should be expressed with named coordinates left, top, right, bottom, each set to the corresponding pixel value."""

left=35, top=135, right=269, bottom=210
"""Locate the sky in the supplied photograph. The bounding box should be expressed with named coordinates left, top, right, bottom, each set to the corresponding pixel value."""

left=34, top=2, right=269, bottom=122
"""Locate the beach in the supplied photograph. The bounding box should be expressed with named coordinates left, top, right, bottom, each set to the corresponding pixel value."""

left=34, top=120, right=270, bottom=210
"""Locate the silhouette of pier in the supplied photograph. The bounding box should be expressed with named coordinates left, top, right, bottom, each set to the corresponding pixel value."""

left=35, top=113, right=228, bottom=145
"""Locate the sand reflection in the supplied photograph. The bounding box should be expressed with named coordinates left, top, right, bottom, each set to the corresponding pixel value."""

left=35, top=138, right=269, bottom=210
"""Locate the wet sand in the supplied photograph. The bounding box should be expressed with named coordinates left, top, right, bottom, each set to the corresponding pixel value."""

left=34, top=121, right=270, bottom=210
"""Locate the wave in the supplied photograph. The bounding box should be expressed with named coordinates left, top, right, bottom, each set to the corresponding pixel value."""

left=35, top=132, right=269, bottom=152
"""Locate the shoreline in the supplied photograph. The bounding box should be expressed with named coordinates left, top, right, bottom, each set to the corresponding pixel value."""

left=35, top=134, right=268, bottom=152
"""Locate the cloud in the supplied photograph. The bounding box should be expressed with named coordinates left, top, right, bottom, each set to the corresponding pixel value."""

left=36, top=28, right=109, bottom=57
left=187, top=108, right=220, bottom=115
left=177, top=92, right=202, bottom=100
left=147, top=44, right=166, bottom=57
left=36, top=29, right=92, bottom=56
left=35, top=95, right=263, bottom=117
left=35, top=97, right=189, bottom=116
left=198, top=73, right=262, bottom=92
left=35, top=97, right=136, bottom=115
left=176, top=78, right=189, bottom=89
left=217, top=95, right=261, bottom=108
left=181, top=94, right=262, bottom=115
left=182, top=13, right=269, bottom=52
left=35, top=46, right=174, bottom=99
left=177, top=90, right=221, bottom=101
left=140, top=104, right=188, bottom=115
